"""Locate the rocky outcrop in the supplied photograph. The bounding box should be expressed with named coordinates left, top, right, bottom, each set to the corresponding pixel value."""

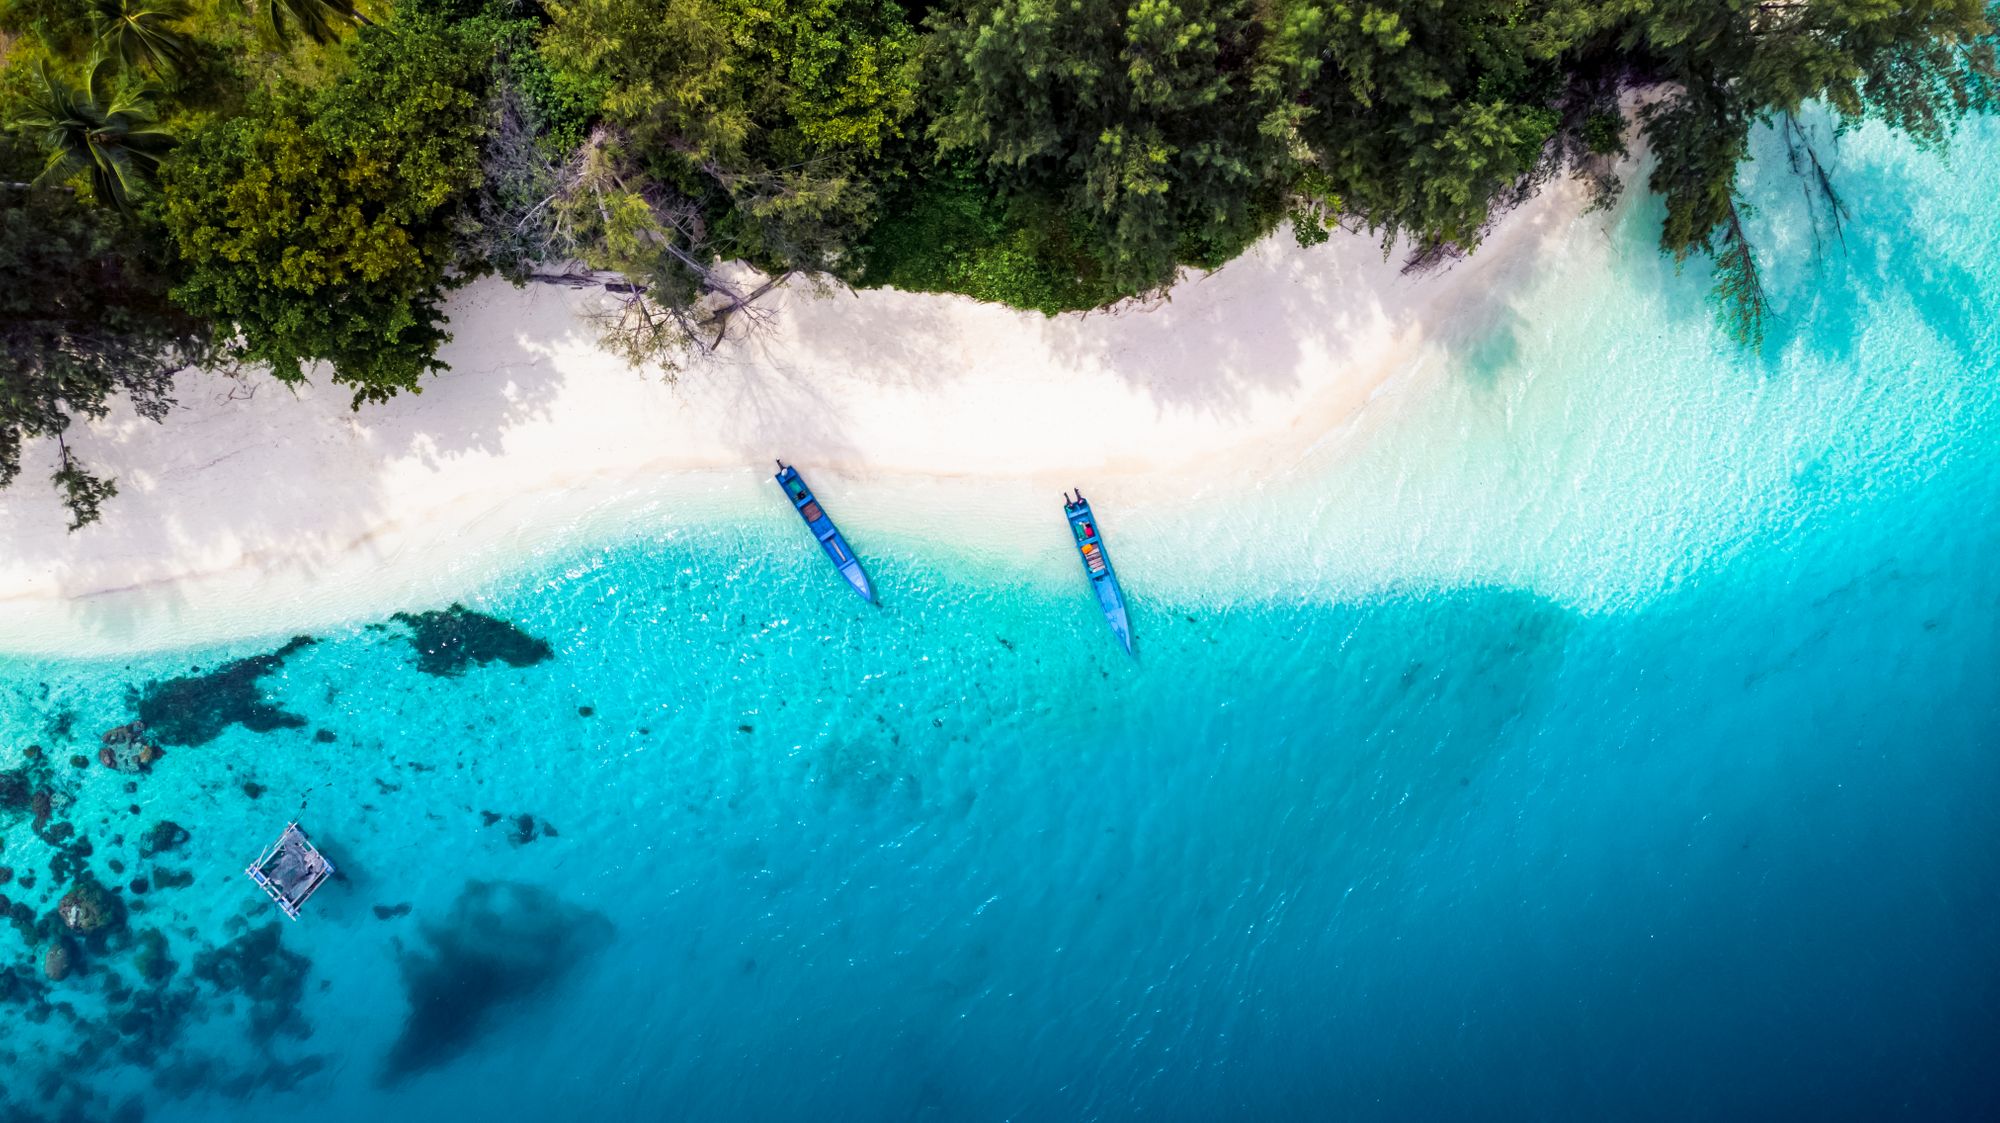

left=42, top=940, right=74, bottom=982
left=98, top=721, right=163, bottom=772
left=56, top=877, right=125, bottom=936
left=140, top=820, right=190, bottom=858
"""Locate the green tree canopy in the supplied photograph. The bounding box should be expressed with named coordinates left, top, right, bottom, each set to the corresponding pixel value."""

left=1594, top=0, right=1995, bottom=341
left=255, top=0, right=367, bottom=45
left=542, top=0, right=919, bottom=272
left=1276, top=0, right=1566, bottom=251
left=0, top=0, right=98, bottom=54
left=157, top=10, right=489, bottom=403
left=926, top=0, right=1292, bottom=291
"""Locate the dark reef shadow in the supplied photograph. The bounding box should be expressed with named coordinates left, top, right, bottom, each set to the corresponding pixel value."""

left=129, top=635, right=316, bottom=746
left=379, top=880, right=613, bottom=1085
left=386, top=604, right=555, bottom=677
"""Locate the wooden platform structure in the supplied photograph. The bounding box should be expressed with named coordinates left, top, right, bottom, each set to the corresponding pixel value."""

left=246, top=822, right=335, bottom=920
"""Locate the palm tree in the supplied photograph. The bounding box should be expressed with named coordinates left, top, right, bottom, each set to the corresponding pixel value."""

left=91, top=0, right=194, bottom=79
left=260, top=0, right=369, bottom=45
left=12, top=58, right=176, bottom=214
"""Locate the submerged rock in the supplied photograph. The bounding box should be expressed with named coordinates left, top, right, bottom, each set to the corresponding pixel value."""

left=140, top=820, right=189, bottom=858
left=479, top=810, right=555, bottom=846
left=42, top=940, right=74, bottom=982
left=113, top=982, right=199, bottom=1067
left=133, top=928, right=175, bottom=984
left=57, top=877, right=124, bottom=935
left=0, top=963, right=50, bottom=1005
left=7, top=900, right=36, bottom=941
left=0, top=768, right=27, bottom=812
left=379, top=880, right=611, bottom=1084
left=98, top=721, right=164, bottom=771
left=101, top=720, right=146, bottom=744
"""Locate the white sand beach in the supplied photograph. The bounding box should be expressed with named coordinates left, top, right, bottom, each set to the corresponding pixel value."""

left=0, top=173, right=1597, bottom=655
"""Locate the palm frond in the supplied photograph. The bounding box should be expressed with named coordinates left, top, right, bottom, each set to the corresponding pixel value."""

left=91, top=0, right=195, bottom=79
left=10, top=58, right=175, bottom=213
left=261, top=0, right=360, bottom=46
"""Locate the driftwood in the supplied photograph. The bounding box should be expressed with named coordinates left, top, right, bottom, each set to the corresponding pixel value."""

left=524, top=259, right=796, bottom=369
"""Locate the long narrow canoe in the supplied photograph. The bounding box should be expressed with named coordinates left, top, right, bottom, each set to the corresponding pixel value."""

left=1063, top=490, right=1132, bottom=654
left=774, top=461, right=875, bottom=603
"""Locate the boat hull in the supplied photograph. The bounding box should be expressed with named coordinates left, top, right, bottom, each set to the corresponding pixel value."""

left=775, top=463, right=875, bottom=603
left=1064, top=495, right=1132, bottom=654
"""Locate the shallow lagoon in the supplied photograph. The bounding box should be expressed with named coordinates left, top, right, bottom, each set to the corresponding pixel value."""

left=2, top=118, right=1998, bottom=1121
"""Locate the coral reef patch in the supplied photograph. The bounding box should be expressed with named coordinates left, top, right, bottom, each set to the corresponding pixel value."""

left=0, top=722, right=324, bottom=1123
left=388, top=605, right=554, bottom=677
left=194, top=923, right=313, bottom=1042
left=130, top=637, right=317, bottom=746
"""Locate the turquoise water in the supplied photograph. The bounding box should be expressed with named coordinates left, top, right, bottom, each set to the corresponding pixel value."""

left=3, top=118, right=1999, bottom=1121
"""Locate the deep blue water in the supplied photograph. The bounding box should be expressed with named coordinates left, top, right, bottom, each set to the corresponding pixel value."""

left=2, top=119, right=1998, bottom=1121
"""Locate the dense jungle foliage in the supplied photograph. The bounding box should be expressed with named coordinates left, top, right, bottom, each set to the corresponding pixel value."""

left=1, top=0, right=1996, bottom=524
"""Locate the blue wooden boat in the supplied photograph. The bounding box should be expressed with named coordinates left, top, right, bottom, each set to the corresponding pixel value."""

left=774, top=461, right=875, bottom=603
left=1063, top=490, right=1132, bottom=653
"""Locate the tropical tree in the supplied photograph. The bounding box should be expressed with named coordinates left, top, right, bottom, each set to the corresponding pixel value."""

left=0, top=0, right=99, bottom=54
left=11, top=57, right=176, bottom=214
left=0, top=186, right=211, bottom=530
left=90, top=0, right=194, bottom=79
left=1598, top=0, right=1998, bottom=344
left=160, top=12, right=487, bottom=402
left=256, top=0, right=368, bottom=45
left=1273, top=0, right=1566, bottom=255
left=925, top=0, right=1292, bottom=294
left=543, top=0, right=918, bottom=272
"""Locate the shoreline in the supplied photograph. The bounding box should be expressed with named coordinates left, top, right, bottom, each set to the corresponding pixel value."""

left=0, top=171, right=1597, bottom=657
